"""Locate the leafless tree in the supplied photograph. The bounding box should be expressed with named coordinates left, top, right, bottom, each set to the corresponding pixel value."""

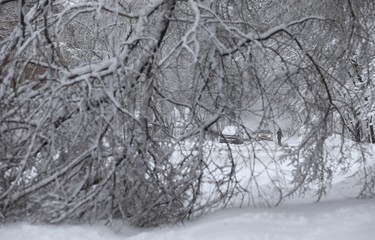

left=1, top=0, right=375, bottom=227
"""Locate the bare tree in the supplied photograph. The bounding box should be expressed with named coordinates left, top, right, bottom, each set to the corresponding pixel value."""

left=1, top=0, right=375, bottom=227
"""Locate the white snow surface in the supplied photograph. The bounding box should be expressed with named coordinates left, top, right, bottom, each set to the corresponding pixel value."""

left=222, top=125, right=238, bottom=135
left=1, top=135, right=375, bottom=240
left=1, top=198, right=374, bottom=240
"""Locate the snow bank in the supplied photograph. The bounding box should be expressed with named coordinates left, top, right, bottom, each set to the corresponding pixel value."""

left=1, top=199, right=374, bottom=240
left=1, top=135, right=375, bottom=240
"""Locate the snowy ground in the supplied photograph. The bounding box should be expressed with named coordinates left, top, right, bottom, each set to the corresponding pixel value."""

left=1, top=135, right=375, bottom=240
left=1, top=197, right=374, bottom=240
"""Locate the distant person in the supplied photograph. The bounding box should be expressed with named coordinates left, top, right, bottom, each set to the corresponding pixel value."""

left=277, top=128, right=283, bottom=146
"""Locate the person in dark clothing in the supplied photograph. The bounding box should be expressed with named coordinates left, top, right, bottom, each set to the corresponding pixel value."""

left=276, top=128, right=283, bottom=146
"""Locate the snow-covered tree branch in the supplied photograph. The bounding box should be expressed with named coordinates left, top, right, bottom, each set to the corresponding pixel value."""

left=1, top=0, right=375, bottom=227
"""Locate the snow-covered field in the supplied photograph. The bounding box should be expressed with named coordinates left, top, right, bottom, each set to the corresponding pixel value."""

left=1, top=135, right=374, bottom=240
left=1, top=197, right=374, bottom=240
